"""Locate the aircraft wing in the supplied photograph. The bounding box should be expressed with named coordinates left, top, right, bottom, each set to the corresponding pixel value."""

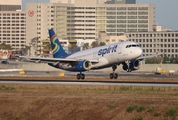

left=19, top=56, right=99, bottom=64
left=136, top=53, right=161, bottom=61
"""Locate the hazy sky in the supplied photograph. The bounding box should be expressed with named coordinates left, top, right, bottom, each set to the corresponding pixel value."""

left=22, top=0, right=49, bottom=10
left=22, top=0, right=178, bottom=30
left=137, top=0, right=178, bottom=30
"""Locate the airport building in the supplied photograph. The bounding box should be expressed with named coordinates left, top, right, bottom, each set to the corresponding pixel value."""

left=0, top=0, right=26, bottom=50
left=99, top=25, right=178, bottom=58
left=0, top=0, right=177, bottom=59
left=1, top=0, right=177, bottom=58
left=126, top=32, right=178, bottom=58
left=26, top=0, right=155, bottom=56
left=0, top=0, right=21, bottom=11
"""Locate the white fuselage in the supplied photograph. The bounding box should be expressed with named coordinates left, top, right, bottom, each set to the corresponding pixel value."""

left=64, top=41, right=142, bottom=69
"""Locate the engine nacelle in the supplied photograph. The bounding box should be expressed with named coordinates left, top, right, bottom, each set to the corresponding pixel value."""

left=122, top=60, right=142, bottom=71
left=73, top=60, right=92, bottom=72
left=122, top=64, right=128, bottom=71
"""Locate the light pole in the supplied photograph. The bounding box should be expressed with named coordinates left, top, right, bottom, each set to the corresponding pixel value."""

left=29, top=42, right=32, bottom=56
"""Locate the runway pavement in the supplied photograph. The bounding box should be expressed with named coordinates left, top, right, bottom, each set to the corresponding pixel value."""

left=0, top=70, right=177, bottom=78
left=0, top=60, right=177, bottom=78
left=1, top=61, right=178, bottom=88
left=0, top=69, right=177, bottom=80
left=0, top=69, right=178, bottom=87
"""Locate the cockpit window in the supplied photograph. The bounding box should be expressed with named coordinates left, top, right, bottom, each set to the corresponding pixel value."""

left=126, top=44, right=140, bottom=48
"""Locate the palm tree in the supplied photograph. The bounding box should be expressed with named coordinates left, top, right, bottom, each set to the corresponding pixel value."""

left=44, top=43, right=51, bottom=50
left=0, top=42, right=12, bottom=50
left=21, top=45, right=30, bottom=55
left=82, top=43, right=89, bottom=50
left=5, top=44, right=12, bottom=50
left=99, top=42, right=106, bottom=46
left=0, top=42, right=6, bottom=49
left=70, top=44, right=77, bottom=52
left=91, top=41, right=98, bottom=48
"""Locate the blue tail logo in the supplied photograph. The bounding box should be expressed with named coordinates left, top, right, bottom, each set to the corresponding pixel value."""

left=48, top=28, right=68, bottom=58
left=50, top=34, right=60, bottom=54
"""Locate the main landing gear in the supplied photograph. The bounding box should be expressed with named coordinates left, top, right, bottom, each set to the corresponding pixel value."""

left=127, top=68, right=132, bottom=72
left=109, top=64, right=118, bottom=79
left=124, top=61, right=132, bottom=72
left=76, top=72, right=85, bottom=80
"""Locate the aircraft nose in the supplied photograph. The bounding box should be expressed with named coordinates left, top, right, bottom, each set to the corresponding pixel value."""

left=133, top=48, right=142, bottom=57
left=137, top=48, right=143, bottom=56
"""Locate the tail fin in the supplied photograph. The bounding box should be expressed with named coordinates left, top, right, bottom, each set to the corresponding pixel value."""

left=48, top=28, right=68, bottom=58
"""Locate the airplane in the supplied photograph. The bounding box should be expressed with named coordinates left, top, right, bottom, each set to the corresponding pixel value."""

left=20, top=28, right=160, bottom=80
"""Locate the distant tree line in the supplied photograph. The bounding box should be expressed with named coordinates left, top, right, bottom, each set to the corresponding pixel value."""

left=69, top=41, right=106, bottom=52
left=0, top=42, right=12, bottom=50
left=145, top=56, right=178, bottom=64
left=82, top=41, right=106, bottom=50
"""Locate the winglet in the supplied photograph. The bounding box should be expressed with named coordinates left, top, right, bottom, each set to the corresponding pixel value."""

left=48, top=28, right=68, bottom=58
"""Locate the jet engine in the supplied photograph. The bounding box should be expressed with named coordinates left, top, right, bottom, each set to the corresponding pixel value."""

left=73, top=60, right=92, bottom=72
left=122, top=60, right=141, bottom=71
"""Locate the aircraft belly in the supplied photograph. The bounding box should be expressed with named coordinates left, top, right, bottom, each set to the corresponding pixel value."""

left=107, top=53, right=123, bottom=64
left=60, top=63, right=72, bottom=69
left=91, top=57, right=109, bottom=68
left=105, top=53, right=116, bottom=63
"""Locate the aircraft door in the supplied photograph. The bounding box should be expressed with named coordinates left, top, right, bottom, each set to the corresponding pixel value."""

left=93, top=51, right=97, bottom=58
left=118, top=43, right=122, bottom=54
left=116, top=43, right=123, bottom=61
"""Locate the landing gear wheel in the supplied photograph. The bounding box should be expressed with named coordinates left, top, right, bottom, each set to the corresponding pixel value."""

left=113, top=73, right=118, bottom=79
left=109, top=73, right=114, bottom=79
left=127, top=68, right=132, bottom=72
left=76, top=73, right=85, bottom=80
left=110, top=64, right=119, bottom=79
left=109, top=73, right=118, bottom=79
left=76, top=74, right=81, bottom=79
left=80, top=74, right=85, bottom=79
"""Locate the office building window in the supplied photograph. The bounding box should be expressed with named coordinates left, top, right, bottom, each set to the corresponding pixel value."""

left=117, top=7, right=126, bottom=10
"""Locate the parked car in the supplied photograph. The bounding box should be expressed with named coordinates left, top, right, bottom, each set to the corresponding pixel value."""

left=1, top=60, right=9, bottom=64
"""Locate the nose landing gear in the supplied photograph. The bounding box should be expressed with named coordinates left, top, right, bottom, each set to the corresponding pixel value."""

left=109, top=64, right=118, bottom=79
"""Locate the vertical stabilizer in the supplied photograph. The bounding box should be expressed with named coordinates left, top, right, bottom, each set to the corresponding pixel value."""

left=48, top=28, right=68, bottom=58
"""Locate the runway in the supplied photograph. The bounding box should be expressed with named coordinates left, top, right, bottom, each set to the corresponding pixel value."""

left=0, top=70, right=177, bottom=78
left=0, top=69, right=178, bottom=87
